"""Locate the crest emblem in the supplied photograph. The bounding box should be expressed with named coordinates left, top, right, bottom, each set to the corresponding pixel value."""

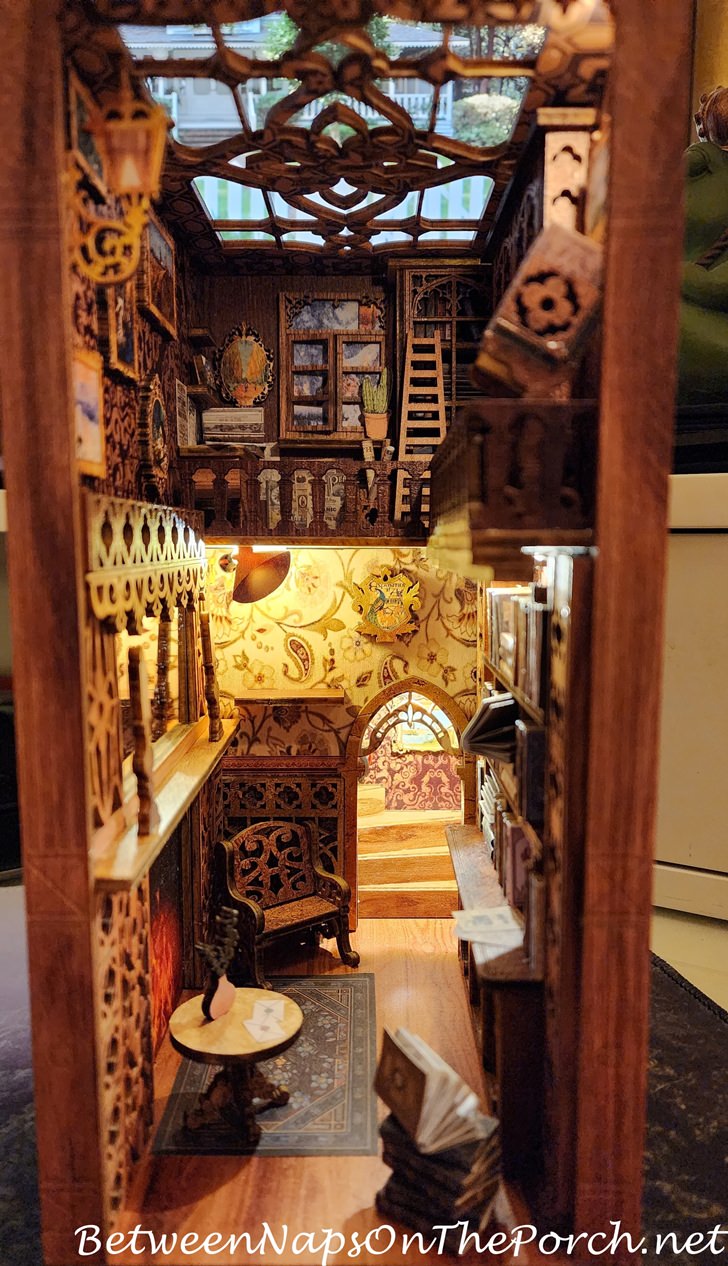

left=352, top=568, right=420, bottom=643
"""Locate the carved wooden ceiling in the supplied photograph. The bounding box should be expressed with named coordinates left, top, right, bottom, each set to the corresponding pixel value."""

left=69, top=1, right=612, bottom=272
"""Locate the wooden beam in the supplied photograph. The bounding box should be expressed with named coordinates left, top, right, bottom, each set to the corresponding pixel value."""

left=0, top=3, right=105, bottom=1261
left=575, top=0, right=693, bottom=1251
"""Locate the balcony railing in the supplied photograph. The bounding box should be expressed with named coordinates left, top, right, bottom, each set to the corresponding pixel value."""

left=178, top=452, right=430, bottom=542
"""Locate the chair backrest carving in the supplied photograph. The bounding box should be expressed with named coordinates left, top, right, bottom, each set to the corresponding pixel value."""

left=230, top=820, right=318, bottom=908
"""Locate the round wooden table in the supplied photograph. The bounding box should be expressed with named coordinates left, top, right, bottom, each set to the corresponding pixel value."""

left=169, top=987, right=303, bottom=1147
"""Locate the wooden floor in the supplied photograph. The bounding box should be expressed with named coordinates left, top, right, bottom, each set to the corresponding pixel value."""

left=116, top=920, right=553, bottom=1265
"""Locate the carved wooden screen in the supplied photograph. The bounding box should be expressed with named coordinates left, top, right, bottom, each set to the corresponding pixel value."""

left=279, top=294, right=386, bottom=442
left=221, top=766, right=344, bottom=879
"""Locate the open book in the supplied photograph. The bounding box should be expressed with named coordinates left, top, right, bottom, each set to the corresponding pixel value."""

left=374, top=1028, right=493, bottom=1154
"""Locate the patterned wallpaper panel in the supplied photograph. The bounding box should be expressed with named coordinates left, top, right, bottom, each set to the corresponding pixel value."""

left=205, top=546, right=477, bottom=757
left=361, top=732, right=461, bottom=812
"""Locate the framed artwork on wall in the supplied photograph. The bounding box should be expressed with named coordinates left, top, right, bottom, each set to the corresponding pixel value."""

left=139, top=373, right=169, bottom=497
left=105, top=278, right=139, bottom=380
left=73, top=347, right=106, bottom=477
left=175, top=379, right=188, bottom=449
left=217, top=324, right=274, bottom=407
left=68, top=70, right=107, bottom=199
left=138, top=210, right=177, bottom=338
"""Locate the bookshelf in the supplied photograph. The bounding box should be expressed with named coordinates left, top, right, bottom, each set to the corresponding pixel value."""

left=445, top=550, right=593, bottom=1206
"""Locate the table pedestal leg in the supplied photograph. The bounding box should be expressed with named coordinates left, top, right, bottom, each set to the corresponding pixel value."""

left=251, top=1067, right=290, bottom=1112
left=183, top=1062, right=290, bottom=1145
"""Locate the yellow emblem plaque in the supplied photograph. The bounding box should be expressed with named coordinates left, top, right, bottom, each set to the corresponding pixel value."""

left=352, top=568, right=421, bottom=642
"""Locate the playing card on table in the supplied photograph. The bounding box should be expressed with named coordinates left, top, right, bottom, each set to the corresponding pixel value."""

left=253, top=998, right=286, bottom=1023
left=244, top=1016, right=285, bottom=1042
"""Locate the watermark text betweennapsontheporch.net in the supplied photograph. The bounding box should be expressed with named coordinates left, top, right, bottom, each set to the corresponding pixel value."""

left=75, top=1220, right=728, bottom=1262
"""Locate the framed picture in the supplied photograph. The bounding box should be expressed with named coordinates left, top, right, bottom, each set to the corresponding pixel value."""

left=175, top=379, right=188, bottom=449
left=138, top=211, right=177, bottom=338
left=186, top=395, right=198, bottom=447
left=68, top=70, right=107, bottom=199
left=193, top=353, right=216, bottom=391
left=73, top=347, right=106, bottom=477
left=217, top=324, right=274, bottom=407
left=105, top=279, right=139, bottom=380
left=139, top=373, right=169, bottom=498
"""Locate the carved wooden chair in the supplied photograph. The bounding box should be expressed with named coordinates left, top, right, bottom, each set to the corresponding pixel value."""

left=215, top=819, right=360, bottom=989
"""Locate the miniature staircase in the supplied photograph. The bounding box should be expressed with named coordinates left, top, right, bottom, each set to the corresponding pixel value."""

left=357, top=812, right=459, bottom=917
left=394, top=331, right=449, bottom=525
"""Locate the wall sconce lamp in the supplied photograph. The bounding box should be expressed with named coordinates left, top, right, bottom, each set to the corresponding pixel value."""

left=231, top=547, right=291, bottom=604
left=69, top=73, right=170, bottom=286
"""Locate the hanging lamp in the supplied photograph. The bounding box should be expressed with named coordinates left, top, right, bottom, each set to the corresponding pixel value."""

left=232, top=547, right=291, bottom=604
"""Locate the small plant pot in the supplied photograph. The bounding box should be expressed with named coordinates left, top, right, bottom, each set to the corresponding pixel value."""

left=364, top=411, right=389, bottom=440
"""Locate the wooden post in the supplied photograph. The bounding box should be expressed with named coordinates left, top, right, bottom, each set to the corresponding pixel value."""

left=0, top=4, right=105, bottom=1261
left=575, top=1, right=693, bottom=1252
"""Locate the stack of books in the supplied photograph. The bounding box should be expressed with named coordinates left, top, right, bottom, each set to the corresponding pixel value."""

left=374, top=1029, right=501, bottom=1252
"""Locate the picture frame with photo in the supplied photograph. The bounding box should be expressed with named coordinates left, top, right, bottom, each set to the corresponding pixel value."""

left=68, top=70, right=107, bottom=199
left=138, top=210, right=177, bottom=338
left=73, top=347, right=106, bottom=477
left=193, top=353, right=217, bottom=391
left=104, top=279, right=139, bottom=380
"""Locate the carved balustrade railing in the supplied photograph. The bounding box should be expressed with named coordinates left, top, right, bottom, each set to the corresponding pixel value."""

left=178, top=453, right=430, bottom=542
left=428, top=399, right=598, bottom=574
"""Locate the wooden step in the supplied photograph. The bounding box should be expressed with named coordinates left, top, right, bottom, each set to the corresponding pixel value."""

left=358, top=880, right=459, bottom=919
left=359, top=845, right=455, bottom=886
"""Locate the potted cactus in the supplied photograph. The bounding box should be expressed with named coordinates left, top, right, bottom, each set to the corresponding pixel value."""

left=362, top=368, right=390, bottom=441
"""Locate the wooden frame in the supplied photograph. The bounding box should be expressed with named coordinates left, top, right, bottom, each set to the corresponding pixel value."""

left=0, top=3, right=696, bottom=1262
left=137, top=208, right=177, bottom=338
left=216, top=322, right=274, bottom=407
left=138, top=372, right=169, bottom=498
left=73, top=345, right=106, bottom=476
left=105, top=278, right=139, bottom=380
left=68, top=67, right=107, bottom=199
left=280, top=293, right=386, bottom=442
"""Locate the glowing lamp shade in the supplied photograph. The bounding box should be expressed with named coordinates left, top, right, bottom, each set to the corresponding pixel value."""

left=232, top=547, right=291, bottom=604
left=96, top=81, right=169, bottom=198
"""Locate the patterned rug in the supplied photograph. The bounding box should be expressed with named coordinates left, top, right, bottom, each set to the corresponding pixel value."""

left=154, top=975, right=378, bottom=1156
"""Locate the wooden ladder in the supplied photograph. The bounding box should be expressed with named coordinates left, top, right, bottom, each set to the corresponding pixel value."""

left=394, top=331, right=448, bottom=523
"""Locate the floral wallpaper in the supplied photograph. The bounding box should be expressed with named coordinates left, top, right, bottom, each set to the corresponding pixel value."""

left=205, top=546, right=477, bottom=757
left=361, top=733, right=462, bottom=812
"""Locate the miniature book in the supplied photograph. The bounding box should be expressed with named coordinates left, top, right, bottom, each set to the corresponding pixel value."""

left=374, top=1028, right=493, bottom=1154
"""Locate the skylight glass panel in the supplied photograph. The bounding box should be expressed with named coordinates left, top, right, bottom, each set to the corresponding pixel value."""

left=375, top=190, right=420, bottom=221
left=420, top=176, right=493, bottom=222
left=218, top=230, right=276, bottom=241
left=418, top=230, right=476, bottom=242
left=269, top=194, right=316, bottom=222
left=281, top=231, right=328, bottom=245
left=451, top=85, right=525, bottom=148
left=370, top=231, right=412, bottom=247
left=194, top=178, right=268, bottom=221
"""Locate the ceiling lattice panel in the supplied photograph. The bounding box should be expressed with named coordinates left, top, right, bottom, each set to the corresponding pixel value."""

left=68, top=1, right=612, bottom=267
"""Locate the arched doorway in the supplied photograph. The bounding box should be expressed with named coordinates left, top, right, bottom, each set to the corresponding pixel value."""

left=344, top=678, right=475, bottom=918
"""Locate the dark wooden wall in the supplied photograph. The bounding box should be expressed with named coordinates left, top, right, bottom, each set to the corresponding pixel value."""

left=198, top=272, right=389, bottom=444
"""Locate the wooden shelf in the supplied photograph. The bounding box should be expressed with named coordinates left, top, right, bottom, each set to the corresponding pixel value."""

left=446, top=824, right=542, bottom=985
left=188, top=384, right=223, bottom=411
left=93, top=719, right=238, bottom=891
left=188, top=326, right=215, bottom=347
left=235, top=688, right=347, bottom=704
left=482, top=655, right=545, bottom=725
